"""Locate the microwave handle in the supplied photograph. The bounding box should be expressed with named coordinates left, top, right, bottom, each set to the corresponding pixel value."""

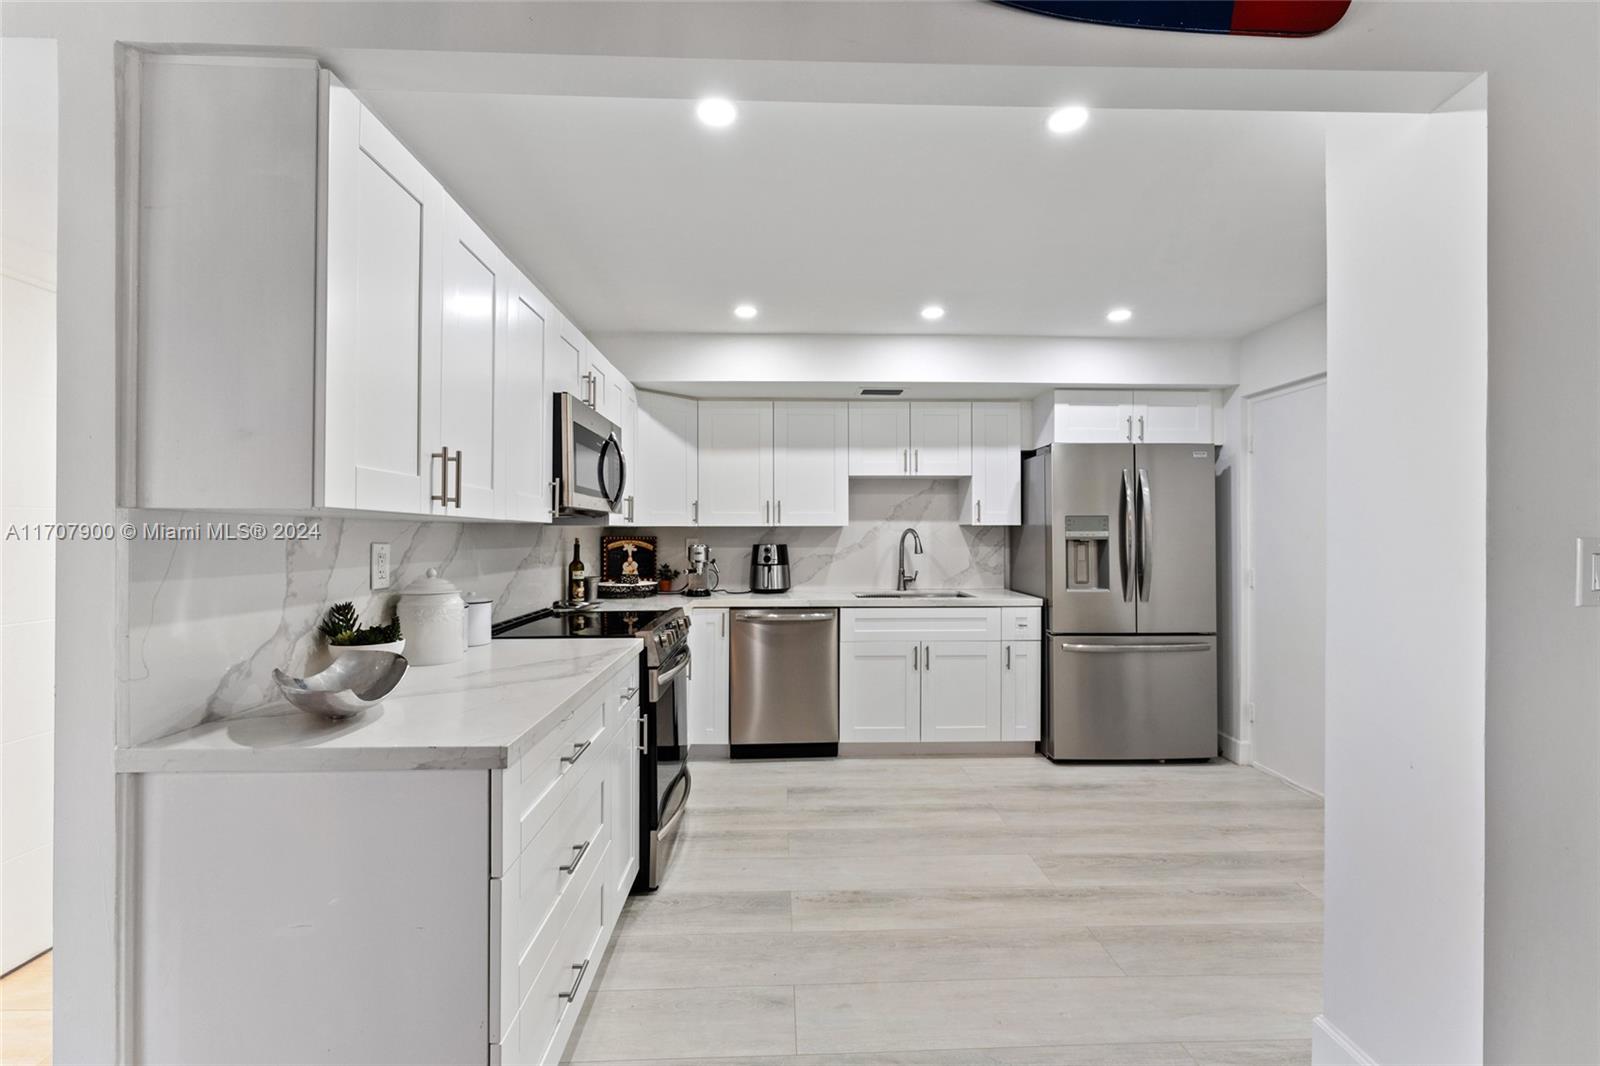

left=598, top=432, right=627, bottom=510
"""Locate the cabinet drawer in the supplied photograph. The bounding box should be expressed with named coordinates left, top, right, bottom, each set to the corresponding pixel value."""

left=493, top=764, right=606, bottom=1040
left=1001, top=607, right=1041, bottom=639
left=840, top=607, right=1002, bottom=643
left=502, top=846, right=609, bottom=1066
left=493, top=692, right=606, bottom=878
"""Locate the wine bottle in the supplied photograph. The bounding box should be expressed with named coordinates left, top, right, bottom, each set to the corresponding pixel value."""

left=568, top=538, right=586, bottom=603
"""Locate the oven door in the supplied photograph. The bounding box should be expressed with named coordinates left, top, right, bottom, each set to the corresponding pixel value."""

left=640, top=647, right=690, bottom=890
left=554, top=392, right=626, bottom=515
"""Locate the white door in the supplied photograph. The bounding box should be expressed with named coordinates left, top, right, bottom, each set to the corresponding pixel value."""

left=848, top=402, right=910, bottom=476
left=608, top=383, right=639, bottom=525
left=437, top=200, right=503, bottom=518
left=1053, top=389, right=1135, bottom=444
left=635, top=392, right=698, bottom=526
left=586, top=347, right=613, bottom=419
left=839, top=642, right=921, bottom=743
left=772, top=402, right=848, bottom=526
left=1247, top=379, right=1327, bottom=794
left=1135, top=390, right=1215, bottom=444
left=967, top=402, right=1022, bottom=525
left=698, top=402, right=774, bottom=526
left=548, top=313, right=585, bottom=401
left=499, top=275, right=551, bottom=522
left=688, top=609, right=729, bottom=746
left=920, top=641, right=1002, bottom=741
left=1001, top=640, right=1042, bottom=742
left=608, top=708, right=641, bottom=914
left=910, top=403, right=972, bottom=476
left=323, top=89, right=442, bottom=514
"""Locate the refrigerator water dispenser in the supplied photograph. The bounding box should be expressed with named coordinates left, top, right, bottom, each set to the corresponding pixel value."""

left=1062, top=515, right=1112, bottom=591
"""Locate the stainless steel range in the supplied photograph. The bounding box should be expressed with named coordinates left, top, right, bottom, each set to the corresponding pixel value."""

left=492, top=606, right=691, bottom=891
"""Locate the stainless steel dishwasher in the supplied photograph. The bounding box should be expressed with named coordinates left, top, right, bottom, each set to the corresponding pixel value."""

left=729, top=608, right=839, bottom=758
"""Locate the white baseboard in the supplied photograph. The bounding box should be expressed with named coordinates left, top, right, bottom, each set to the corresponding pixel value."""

left=1313, top=1015, right=1379, bottom=1066
left=1218, top=732, right=1250, bottom=765
left=1252, top=759, right=1324, bottom=799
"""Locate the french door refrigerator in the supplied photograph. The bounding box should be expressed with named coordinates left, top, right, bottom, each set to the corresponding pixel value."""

left=1011, top=443, right=1218, bottom=760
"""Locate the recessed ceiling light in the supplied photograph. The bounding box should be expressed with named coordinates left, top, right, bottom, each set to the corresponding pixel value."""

left=733, top=303, right=759, bottom=320
left=696, top=97, right=738, bottom=128
left=920, top=304, right=946, bottom=321
left=1106, top=306, right=1133, bottom=324
left=1047, top=105, right=1090, bottom=135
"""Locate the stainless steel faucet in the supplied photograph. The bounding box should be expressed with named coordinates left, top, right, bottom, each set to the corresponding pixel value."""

left=896, top=527, right=923, bottom=590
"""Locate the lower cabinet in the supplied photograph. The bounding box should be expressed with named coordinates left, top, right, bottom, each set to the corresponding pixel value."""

left=687, top=608, right=730, bottom=746
left=839, top=608, right=1038, bottom=744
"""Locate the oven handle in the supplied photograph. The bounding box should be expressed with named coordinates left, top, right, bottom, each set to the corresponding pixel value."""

left=649, top=652, right=691, bottom=702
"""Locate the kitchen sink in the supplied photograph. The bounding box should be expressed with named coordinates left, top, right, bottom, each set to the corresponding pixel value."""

left=854, top=591, right=975, bottom=599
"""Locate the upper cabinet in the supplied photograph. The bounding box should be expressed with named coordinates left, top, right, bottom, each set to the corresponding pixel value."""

left=697, top=401, right=848, bottom=527
left=964, top=402, right=1023, bottom=526
left=697, top=402, right=775, bottom=527
left=635, top=391, right=698, bottom=527
left=848, top=402, right=971, bottom=478
left=1043, top=389, right=1215, bottom=445
left=129, top=56, right=612, bottom=525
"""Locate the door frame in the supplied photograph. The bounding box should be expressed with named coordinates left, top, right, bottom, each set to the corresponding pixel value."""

left=1236, top=372, right=1327, bottom=786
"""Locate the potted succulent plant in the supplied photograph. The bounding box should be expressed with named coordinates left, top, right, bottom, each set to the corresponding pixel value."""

left=318, top=601, right=405, bottom=658
left=657, top=563, right=681, bottom=593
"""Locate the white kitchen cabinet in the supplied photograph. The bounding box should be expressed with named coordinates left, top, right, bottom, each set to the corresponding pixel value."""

left=1001, top=640, right=1042, bottom=742
left=323, top=83, right=446, bottom=515
left=636, top=391, right=699, bottom=526
left=910, top=402, right=972, bottom=476
left=688, top=608, right=730, bottom=746
left=605, top=704, right=642, bottom=922
left=964, top=402, right=1023, bottom=526
left=437, top=199, right=508, bottom=519
left=921, top=642, right=1003, bottom=741
left=1134, top=390, right=1215, bottom=444
left=772, top=402, right=849, bottom=526
left=498, top=275, right=553, bottom=522
left=697, top=403, right=776, bottom=526
left=838, top=642, right=922, bottom=743
left=548, top=313, right=587, bottom=403
left=848, top=402, right=912, bottom=476
left=1050, top=389, right=1138, bottom=444
left=608, top=381, right=641, bottom=525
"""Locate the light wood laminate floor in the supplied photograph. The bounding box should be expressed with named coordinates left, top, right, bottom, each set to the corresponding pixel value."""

left=564, top=757, right=1322, bottom=1065
left=0, top=952, right=52, bottom=1065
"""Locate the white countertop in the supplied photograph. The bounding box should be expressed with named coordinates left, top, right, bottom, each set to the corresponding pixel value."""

left=116, top=638, right=642, bottom=774
left=589, top=588, right=1044, bottom=611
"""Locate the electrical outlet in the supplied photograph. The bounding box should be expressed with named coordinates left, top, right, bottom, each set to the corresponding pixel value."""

left=370, top=542, right=392, bottom=590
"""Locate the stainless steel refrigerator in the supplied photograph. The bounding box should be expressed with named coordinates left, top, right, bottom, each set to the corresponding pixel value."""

left=1010, top=443, right=1218, bottom=760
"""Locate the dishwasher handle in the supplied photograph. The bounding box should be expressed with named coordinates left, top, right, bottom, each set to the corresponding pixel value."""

left=733, top=610, right=836, bottom=623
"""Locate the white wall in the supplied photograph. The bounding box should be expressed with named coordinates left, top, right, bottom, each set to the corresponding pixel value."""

left=1318, top=108, right=1486, bottom=1065
left=0, top=36, right=56, bottom=975
left=1216, top=304, right=1326, bottom=761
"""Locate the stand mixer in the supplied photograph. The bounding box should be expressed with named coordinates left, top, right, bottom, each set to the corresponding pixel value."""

left=682, top=542, right=718, bottom=598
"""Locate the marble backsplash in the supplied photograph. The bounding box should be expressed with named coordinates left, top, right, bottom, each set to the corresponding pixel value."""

left=123, top=510, right=599, bottom=745
left=640, top=479, right=1009, bottom=593
left=121, top=481, right=1007, bottom=745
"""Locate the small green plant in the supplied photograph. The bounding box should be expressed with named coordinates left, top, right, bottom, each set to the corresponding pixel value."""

left=657, top=564, right=681, bottom=582
left=318, top=601, right=403, bottom=647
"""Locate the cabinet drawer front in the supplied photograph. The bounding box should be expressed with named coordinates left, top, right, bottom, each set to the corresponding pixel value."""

left=841, top=607, right=1001, bottom=643
left=494, top=691, right=606, bottom=878
left=1001, top=607, right=1041, bottom=639
left=508, top=844, right=609, bottom=1066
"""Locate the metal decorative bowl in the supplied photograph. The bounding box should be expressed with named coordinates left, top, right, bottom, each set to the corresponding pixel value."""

left=272, top=650, right=409, bottom=720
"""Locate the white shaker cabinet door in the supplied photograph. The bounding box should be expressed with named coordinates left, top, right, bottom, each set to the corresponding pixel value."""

left=839, top=642, right=922, bottom=743
left=967, top=401, right=1023, bottom=525
left=499, top=274, right=552, bottom=522
left=636, top=392, right=699, bottom=526
left=910, top=403, right=972, bottom=476
left=697, top=403, right=774, bottom=526
left=549, top=313, right=587, bottom=403
left=437, top=199, right=505, bottom=519
left=1001, top=640, right=1042, bottom=742
left=1133, top=390, right=1215, bottom=444
left=848, top=402, right=911, bottom=476
left=773, top=402, right=849, bottom=527
left=1053, top=389, right=1136, bottom=444
left=688, top=609, right=730, bottom=746
left=324, top=88, right=444, bottom=514
left=920, top=641, right=1002, bottom=742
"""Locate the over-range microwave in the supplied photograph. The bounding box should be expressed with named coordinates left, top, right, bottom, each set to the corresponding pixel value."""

left=553, top=391, right=627, bottom=517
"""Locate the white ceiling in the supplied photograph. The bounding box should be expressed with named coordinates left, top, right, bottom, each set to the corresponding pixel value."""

left=365, top=92, right=1326, bottom=339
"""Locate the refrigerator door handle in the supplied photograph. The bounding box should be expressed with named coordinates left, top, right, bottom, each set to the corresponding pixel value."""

left=1137, top=467, right=1153, bottom=602
left=1120, top=469, right=1136, bottom=602
left=1059, top=641, right=1211, bottom=653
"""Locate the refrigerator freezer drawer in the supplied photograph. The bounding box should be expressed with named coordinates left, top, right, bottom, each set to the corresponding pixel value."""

left=1045, top=635, right=1217, bottom=760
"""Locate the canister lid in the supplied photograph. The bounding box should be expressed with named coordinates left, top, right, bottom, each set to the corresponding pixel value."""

left=401, top=567, right=460, bottom=597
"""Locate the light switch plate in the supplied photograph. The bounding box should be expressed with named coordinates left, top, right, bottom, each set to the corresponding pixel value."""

left=370, top=542, right=392, bottom=591
left=1575, top=537, right=1600, bottom=606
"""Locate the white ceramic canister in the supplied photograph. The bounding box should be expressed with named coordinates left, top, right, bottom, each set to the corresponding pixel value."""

left=397, top=568, right=466, bottom=666
left=465, top=597, right=494, bottom=647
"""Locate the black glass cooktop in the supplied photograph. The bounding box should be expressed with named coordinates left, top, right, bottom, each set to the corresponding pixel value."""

left=492, top=608, right=670, bottom=639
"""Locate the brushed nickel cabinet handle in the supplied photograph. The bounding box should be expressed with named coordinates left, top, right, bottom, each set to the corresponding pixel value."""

left=914, top=448, right=919, bottom=473
left=449, top=449, right=463, bottom=508
left=977, top=499, right=982, bottom=523
left=560, top=839, right=592, bottom=874
left=558, top=958, right=591, bottom=1001
left=777, top=499, right=782, bottom=524
left=1125, top=415, right=1133, bottom=441
left=924, top=644, right=931, bottom=670
left=431, top=447, right=450, bottom=506
left=692, top=499, right=698, bottom=524
left=638, top=714, right=648, bottom=754
left=1005, top=645, right=1012, bottom=669
left=561, top=739, right=592, bottom=766
left=1138, top=415, right=1146, bottom=441
left=903, top=448, right=908, bottom=472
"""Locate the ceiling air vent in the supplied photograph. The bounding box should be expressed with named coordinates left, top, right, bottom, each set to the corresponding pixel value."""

left=860, top=388, right=904, bottom=397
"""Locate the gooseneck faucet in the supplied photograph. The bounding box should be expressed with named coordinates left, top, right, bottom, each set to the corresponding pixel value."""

left=896, top=527, right=924, bottom=590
